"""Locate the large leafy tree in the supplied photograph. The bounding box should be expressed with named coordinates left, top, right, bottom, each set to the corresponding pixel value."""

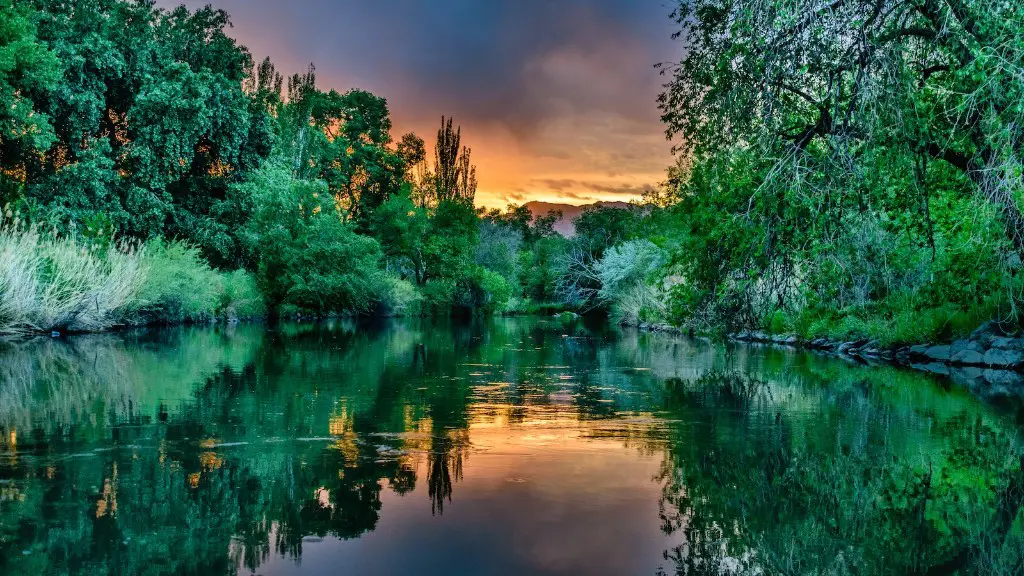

left=276, top=68, right=406, bottom=230
left=14, top=0, right=272, bottom=264
left=659, top=0, right=1024, bottom=253
left=235, top=162, right=383, bottom=312
left=0, top=0, right=58, bottom=205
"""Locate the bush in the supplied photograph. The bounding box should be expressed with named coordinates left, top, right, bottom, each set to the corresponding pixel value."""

left=421, top=278, right=457, bottom=314
left=0, top=215, right=267, bottom=334
left=378, top=275, right=422, bottom=316
left=237, top=163, right=386, bottom=314
left=466, top=266, right=513, bottom=313
left=611, top=282, right=666, bottom=325
left=0, top=217, right=146, bottom=334
left=595, top=239, right=668, bottom=324
left=135, top=239, right=224, bottom=324
left=597, top=240, right=667, bottom=302
left=220, top=270, right=266, bottom=320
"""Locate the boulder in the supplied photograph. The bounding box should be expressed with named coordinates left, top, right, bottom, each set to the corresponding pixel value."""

left=989, top=337, right=1023, bottom=350
left=984, top=348, right=1024, bottom=368
left=784, top=335, right=799, bottom=345
left=983, top=369, right=1024, bottom=389
left=923, top=345, right=952, bottom=362
left=951, top=339, right=984, bottom=354
left=970, top=321, right=1009, bottom=346
left=908, top=344, right=930, bottom=358
left=949, top=367, right=987, bottom=391
left=814, top=339, right=837, bottom=350
left=913, top=362, right=951, bottom=376
left=951, top=349, right=985, bottom=366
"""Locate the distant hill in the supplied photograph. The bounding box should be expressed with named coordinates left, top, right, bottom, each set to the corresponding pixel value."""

left=523, top=201, right=631, bottom=236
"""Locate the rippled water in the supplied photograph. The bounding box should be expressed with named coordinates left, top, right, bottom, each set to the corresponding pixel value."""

left=1, top=317, right=1021, bottom=575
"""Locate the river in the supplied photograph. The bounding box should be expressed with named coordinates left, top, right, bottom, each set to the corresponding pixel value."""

left=1, top=317, right=1021, bottom=575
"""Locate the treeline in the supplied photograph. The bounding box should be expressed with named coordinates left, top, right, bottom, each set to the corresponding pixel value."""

left=589, top=0, right=1024, bottom=345
left=8, top=0, right=1018, bottom=343
left=521, top=0, right=1024, bottom=346
left=0, top=0, right=649, bottom=333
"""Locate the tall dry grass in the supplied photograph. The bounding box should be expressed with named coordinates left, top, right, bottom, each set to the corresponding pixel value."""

left=0, top=215, right=265, bottom=335
left=0, top=216, right=146, bottom=334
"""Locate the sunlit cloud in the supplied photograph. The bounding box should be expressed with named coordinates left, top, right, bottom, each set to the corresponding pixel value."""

left=158, top=0, right=680, bottom=207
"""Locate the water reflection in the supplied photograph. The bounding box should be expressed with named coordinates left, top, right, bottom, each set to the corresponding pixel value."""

left=0, top=318, right=1022, bottom=575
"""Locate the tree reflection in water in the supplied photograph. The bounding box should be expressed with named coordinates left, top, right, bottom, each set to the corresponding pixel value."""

left=1, top=319, right=1022, bottom=575
left=427, top=429, right=469, bottom=515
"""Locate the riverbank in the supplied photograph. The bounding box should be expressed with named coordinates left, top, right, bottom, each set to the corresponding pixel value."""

left=631, top=320, right=1024, bottom=393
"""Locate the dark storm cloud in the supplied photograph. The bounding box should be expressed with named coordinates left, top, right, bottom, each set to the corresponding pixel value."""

left=158, top=0, right=680, bottom=204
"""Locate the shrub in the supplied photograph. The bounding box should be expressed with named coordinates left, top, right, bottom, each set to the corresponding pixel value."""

left=421, top=278, right=457, bottom=314
left=595, top=240, right=668, bottom=324
left=611, top=282, right=666, bottom=325
left=0, top=217, right=146, bottom=334
left=378, top=275, right=422, bottom=316
left=220, top=270, right=266, bottom=320
left=237, top=163, right=386, bottom=314
left=597, top=240, right=667, bottom=302
left=135, top=238, right=224, bottom=324
left=467, top=266, right=513, bottom=313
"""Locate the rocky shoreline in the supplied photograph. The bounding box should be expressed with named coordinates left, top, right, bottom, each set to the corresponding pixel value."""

left=632, top=320, right=1024, bottom=392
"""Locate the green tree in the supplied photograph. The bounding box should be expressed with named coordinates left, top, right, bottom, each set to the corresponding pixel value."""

left=236, top=162, right=383, bottom=312
left=14, top=0, right=272, bottom=265
left=432, top=116, right=476, bottom=205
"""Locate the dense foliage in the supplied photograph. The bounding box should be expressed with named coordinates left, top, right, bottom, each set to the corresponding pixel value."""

left=631, top=0, right=1024, bottom=343
left=0, top=0, right=575, bottom=330
left=4, top=0, right=1021, bottom=344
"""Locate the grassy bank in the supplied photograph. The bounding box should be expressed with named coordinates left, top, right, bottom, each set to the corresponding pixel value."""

left=0, top=217, right=264, bottom=335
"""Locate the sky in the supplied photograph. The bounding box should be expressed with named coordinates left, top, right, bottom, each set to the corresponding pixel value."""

left=159, top=0, right=681, bottom=208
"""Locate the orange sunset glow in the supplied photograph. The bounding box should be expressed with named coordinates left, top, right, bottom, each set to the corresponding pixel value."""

left=158, top=0, right=679, bottom=209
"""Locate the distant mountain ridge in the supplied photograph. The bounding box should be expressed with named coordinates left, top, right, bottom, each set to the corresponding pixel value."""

left=523, top=201, right=631, bottom=236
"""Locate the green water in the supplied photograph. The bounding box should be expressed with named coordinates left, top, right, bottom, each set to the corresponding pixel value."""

left=1, top=318, right=1022, bottom=575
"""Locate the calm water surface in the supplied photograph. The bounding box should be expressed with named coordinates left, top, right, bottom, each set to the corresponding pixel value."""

left=0, top=318, right=1020, bottom=575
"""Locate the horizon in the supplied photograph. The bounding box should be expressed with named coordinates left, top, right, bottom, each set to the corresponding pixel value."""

left=155, top=0, right=680, bottom=209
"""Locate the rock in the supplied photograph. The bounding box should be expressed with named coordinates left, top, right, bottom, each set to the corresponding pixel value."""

left=949, top=367, right=987, bottom=389
left=924, top=345, right=952, bottom=362
left=913, top=362, right=951, bottom=376
left=989, top=337, right=1023, bottom=350
left=983, top=369, right=1024, bottom=389
left=951, top=349, right=986, bottom=366
left=812, top=339, right=837, bottom=350
left=908, top=344, right=930, bottom=358
left=836, top=342, right=856, bottom=355
left=984, top=348, right=1024, bottom=368
left=951, top=340, right=968, bottom=354
left=751, top=331, right=770, bottom=342
left=971, top=321, right=1009, bottom=346
left=784, top=335, right=799, bottom=345
left=771, top=334, right=788, bottom=344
